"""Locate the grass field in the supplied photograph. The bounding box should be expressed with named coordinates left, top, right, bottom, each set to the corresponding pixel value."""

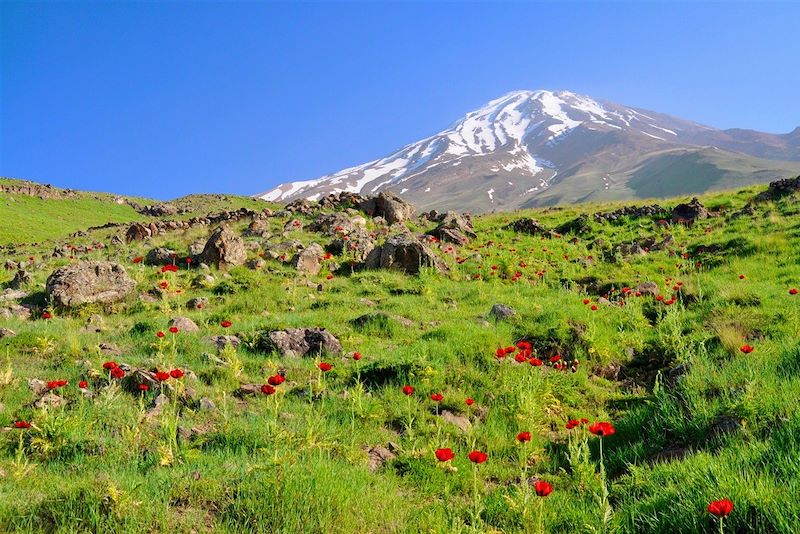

left=0, top=181, right=799, bottom=533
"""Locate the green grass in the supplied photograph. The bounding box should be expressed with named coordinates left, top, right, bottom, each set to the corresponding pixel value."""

left=0, top=182, right=799, bottom=532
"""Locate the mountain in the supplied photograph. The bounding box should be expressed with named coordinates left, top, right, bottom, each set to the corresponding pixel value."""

left=258, top=90, right=800, bottom=212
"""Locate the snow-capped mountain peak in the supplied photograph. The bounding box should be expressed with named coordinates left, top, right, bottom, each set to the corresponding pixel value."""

left=258, top=89, right=800, bottom=212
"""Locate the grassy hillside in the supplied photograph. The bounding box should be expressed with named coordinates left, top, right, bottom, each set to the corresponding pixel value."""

left=0, top=181, right=799, bottom=532
left=0, top=179, right=271, bottom=245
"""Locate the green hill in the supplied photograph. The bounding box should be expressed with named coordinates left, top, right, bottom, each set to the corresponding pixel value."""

left=0, top=179, right=799, bottom=533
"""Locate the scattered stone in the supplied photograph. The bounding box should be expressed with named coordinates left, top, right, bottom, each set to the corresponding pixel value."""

left=125, top=223, right=151, bottom=242
left=187, top=297, right=209, bottom=310
left=9, top=270, right=31, bottom=289
left=145, top=247, right=176, bottom=266
left=364, top=233, right=447, bottom=274
left=0, top=288, right=27, bottom=302
left=754, top=175, right=800, bottom=201
left=505, top=218, right=553, bottom=237
left=208, top=335, right=241, bottom=350
left=367, top=445, right=396, bottom=471
left=197, top=226, right=247, bottom=268
left=440, top=410, right=472, bottom=432
left=0, top=328, right=16, bottom=338
left=199, top=397, right=216, bottom=411
left=259, top=327, right=342, bottom=358
left=28, top=379, right=49, bottom=396
left=635, top=282, right=660, bottom=296
left=234, top=384, right=263, bottom=398
left=671, top=197, right=708, bottom=223
left=489, top=303, right=516, bottom=320
left=594, top=204, right=666, bottom=223
left=554, top=214, right=591, bottom=235
left=170, top=316, right=200, bottom=333
left=246, top=258, right=266, bottom=270
left=46, top=261, right=135, bottom=307
left=99, top=343, right=123, bottom=356
left=147, top=394, right=169, bottom=418
left=291, top=243, right=325, bottom=275
left=34, top=392, right=65, bottom=409
left=86, top=314, right=105, bottom=332
left=357, top=191, right=415, bottom=224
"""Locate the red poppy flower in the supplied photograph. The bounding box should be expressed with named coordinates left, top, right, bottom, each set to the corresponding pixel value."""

left=78, top=380, right=88, bottom=389
left=468, top=450, right=488, bottom=464
left=435, top=448, right=456, bottom=462
left=534, top=480, right=553, bottom=497
left=581, top=417, right=589, bottom=424
left=155, top=371, right=170, bottom=381
left=220, top=320, right=232, bottom=328
left=14, top=420, right=32, bottom=429
left=495, top=348, right=506, bottom=358
left=583, top=298, right=590, bottom=305
left=707, top=499, right=734, bottom=517
left=138, top=384, right=150, bottom=391
left=431, top=393, right=443, bottom=402
left=102, top=361, right=118, bottom=370
left=590, top=305, right=598, bottom=311
left=402, top=385, right=414, bottom=396
left=156, top=331, right=165, bottom=338
left=739, top=274, right=745, bottom=280
left=325, top=274, right=334, bottom=280
left=514, top=353, right=527, bottom=363
left=47, top=380, right=66, bottom=389
left=169, top=369, right=184, bottom=379
left=169, top=326, right=179, bottom=334
left=111, top=367, right=125, bottom=379
left=529, top=358, right=543, bottom=366
left=589, top=421, right=616, bottom=437
left=516, top=431, right=531, bottom=443
left=740, top=344, right=754, bottom=354
left=268, top=374, right=285, bottom=386
left=353, top=352, right=362, bottom=361
left=42, top=311, right=52, bottom=320
left=186, top=257, right=192, bottom=264
left=133, top=257, right=143, bottom=264
left=465, top=398, right=475, bottom=406
left=566, top=419, right=579, bottom=429
left=790, top=288, right=798, bottom=295
left=261, top=384, right=276, bottom=395
left=549, top=355, right=561, bottom=363
left=318, top=362, right=332, bottom=372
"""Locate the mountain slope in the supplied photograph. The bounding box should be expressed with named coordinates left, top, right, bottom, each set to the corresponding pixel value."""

left=259, top=90, right=800, bottom=212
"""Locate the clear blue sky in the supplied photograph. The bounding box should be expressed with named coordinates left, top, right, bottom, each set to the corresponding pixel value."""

left=2, top=1, right=799, bottom=200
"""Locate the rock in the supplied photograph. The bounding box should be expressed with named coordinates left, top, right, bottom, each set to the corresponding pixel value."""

left=28, top=379, right=49, bottom=396
left=145, top=247, right=176, bottom=266
left=199, top=397, right=216, bottom=411
left=99, top=343, right=122, bottom=356
left=110, top=235, right=124, bottom=247
left=367, top=445, right=396, bottom=471
left=308, top=212, right=365, bottom=236
left=169, top=316, right=200, bottom=333
left=755, top=175, right=800, bottom=201
left=46, top=261, right=135, bottom=307
left=327, top=229, right=376, bottom=262
left=0, top=328, right=16, bottom=338
left=4, top=260, right=19, bottom=271
left=34, top=392, right=65, bottom=409
left=489, top=303, right=516, bottom=320
left=440, top=410, right=472, bottom=432
left=364, top=233, right=447, bottom=274
left=3, top=304, right=32, bottom=319
left=648, top=446, right=691, bottom=464
left=9, top=270, right=31, bottom=289
left=0, top=288, right=27, bottom=302
left=350, top=312, right=413, bottom=330
left=208, top=335, right=241, bottom=350
left=234, top=384, right=263, bottom=398
left=246, top=258, right=266, bottom=270
left=505, top=218, right=553, bottom=236
left=244, top=218, right=271, bottom=237
left=125, top=223, right=151, bottom=243
left=197, top=226, right=247, bottom=268
left=86, top=314, right=105, bottom=332
left=283, top=219, right=304, bottom=232
left=671, top=198, right=708, bottom=223
left=594, top=204, right=666, bottom=223
left=187, top=297, right=209, bottom=310
left=147, top=394, right=169, bottom=418
left=259, top=327, right=342, bottom=357
left=188, top=240, right=206, bottom=256
left=121, top=369, right=163, bottom=394
left=291, top=243, right=325, bottom=275
left=285, top=198, right=316, bottom=215
left=635, top=282, right=660, bottom=296
left=138, top=203, right=179, bottom=217
left=358, top=191, right=415, bottom=224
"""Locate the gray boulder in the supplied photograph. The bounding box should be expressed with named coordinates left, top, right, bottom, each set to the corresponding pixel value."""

left=197, top=226, right=247, bottom=268
left=259, top=327, right=342, bottom=358
left=291, top=243, right=325, bottom=275
left=364, top=233, right=447, bottom=274
left=358, top=192, right=415, bottom=224
left=46, top=261, right=135, bottom=307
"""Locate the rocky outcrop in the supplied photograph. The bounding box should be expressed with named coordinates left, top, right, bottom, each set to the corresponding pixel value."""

left=671, top=198, right=708, bottom=223
left=258, top=327, right=342, bottom=357
left=594, top=204, right=666, bottom=223
left=426, top=211, right=476, bottom=245
left=46, top=261, right=136, bottom=307
left=754, top=175, right=800, bottom=201
left=357, top=192, right=415, bottom=224
left=505, top=218, right=553, bottom=237
left=197, top=226, right=247, bottom=268
left=364, top=233, right=447, bottom=274
left=291, top=243, right=325, bottom=275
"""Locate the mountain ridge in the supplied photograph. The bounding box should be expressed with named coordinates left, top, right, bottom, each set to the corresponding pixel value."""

left=259, top=90, right=800, bottom=212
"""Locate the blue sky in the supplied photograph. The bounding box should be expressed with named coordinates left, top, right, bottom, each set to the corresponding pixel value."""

left=2, top=1, right=799, bottom=199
